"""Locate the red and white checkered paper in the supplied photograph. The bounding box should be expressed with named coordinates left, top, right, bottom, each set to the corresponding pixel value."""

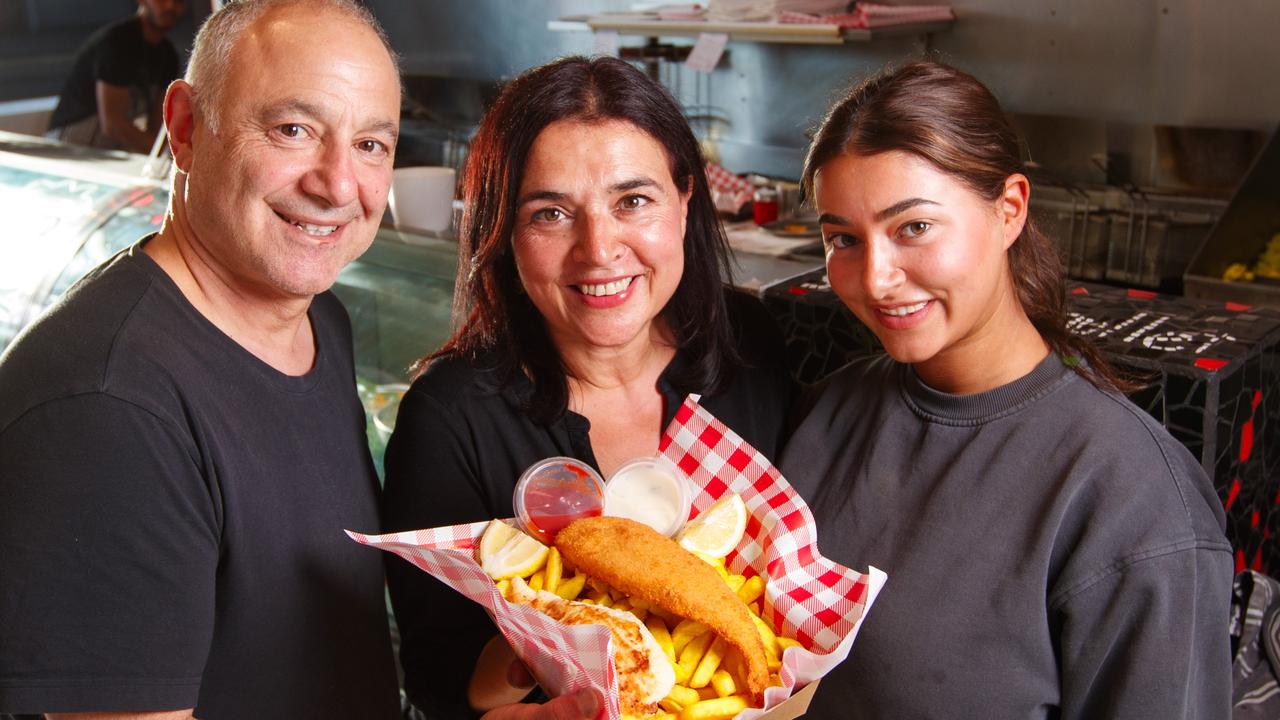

left=347, top=395, right=886, bottom=719
left=705, top=161, right=755, bottom=213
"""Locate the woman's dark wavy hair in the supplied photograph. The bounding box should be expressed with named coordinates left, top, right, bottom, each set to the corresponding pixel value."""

left=801, top=60, right=1134, bottom=392
left=417, top=55, right=738, bottom=423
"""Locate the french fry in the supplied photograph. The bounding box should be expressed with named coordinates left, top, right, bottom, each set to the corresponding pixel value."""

left=587, top=589, right=612, bottom=607
left=769, top=673, right=783, bottom=687
left=776, top=636, right=802, bottom=653
left=665, top=684, right=701, bottom=708
left=697, top=686, right=718, bottom=700
left=646, top=617, right=676, bottom=662
left=725, top=574, right=746, bottom=593
left=677, top=695, right=750, bottom=720
left=690, top=551, right=724, bottom=568
left=648, top=605, right=682, bottom=625
left=659, top=698, right=684, bottom=714
left=736, top=575, right=765, bottom=605
left=751, top=615, right=780, bottom=661
left=544, top=547, right=562, bottom=593
left=762, top=611, right=778, bottom=634
left=673, top=659, right=692, bottom=685
left=629, top=597, right=650, bottom=611
left=689, top=636, right=728, bottom=689
left=495, top=579, right=511, bottom=599
left=552, top=572, right=586, bottom=601
left=529, top=570, right=545, bottom=592
left=677, top=631, right=714, bottom=681
left=710, top=669, right=736, bottom=698
left=671, top=619, right=710, bottom=655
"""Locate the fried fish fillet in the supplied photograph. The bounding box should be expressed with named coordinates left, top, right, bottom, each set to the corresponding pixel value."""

left=507, top=576, right=675, bottom=715
left=556, top=516, right=770, bottom=701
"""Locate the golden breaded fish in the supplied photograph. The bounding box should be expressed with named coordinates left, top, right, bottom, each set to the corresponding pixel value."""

left=507, top=576, right=675, bottom=715
left=556, top=516, right=769, bottom=701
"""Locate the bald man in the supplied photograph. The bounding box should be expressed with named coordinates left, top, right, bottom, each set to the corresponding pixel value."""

left=0, top=1, right=402, bottom=717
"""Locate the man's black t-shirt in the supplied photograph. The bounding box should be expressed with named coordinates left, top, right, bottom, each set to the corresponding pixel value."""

left=48, top=16, right=180, bottom=131
left=0, top=243, right=400, bottom=718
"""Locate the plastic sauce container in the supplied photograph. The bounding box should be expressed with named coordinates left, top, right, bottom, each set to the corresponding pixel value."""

left=603, top=458, right=691, bottom=537
left=752, top=186, right=779, bottom=225
left=513, top=457, right=605, bottom=545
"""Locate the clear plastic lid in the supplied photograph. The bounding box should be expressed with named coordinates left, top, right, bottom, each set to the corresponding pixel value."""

left=513, top=456, right=605, bottom=545
left=603, top=457, right=692, bottom=537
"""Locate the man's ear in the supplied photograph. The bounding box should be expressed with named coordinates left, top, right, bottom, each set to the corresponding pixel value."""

left=164, top=80, right=197, bottom=173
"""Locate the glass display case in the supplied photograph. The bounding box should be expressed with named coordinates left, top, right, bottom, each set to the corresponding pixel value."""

left=0, top=131, right=458, bottom=477
left=0, top=135, right=163, bottom=347
left=335, top=231, right=457, bottom=477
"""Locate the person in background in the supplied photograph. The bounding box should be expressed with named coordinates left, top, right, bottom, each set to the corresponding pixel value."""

left=381, top=55, right=795, bottom=719
left=0, top=1, right=402, bottom=717
left=45, top=0, right=185, bottom=153
left=782, top=60, right=1233, bottom=719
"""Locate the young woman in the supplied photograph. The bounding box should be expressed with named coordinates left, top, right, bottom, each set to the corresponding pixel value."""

left=780, top=61, right=1232, bottom=719
left=381, top=56, right=794, bottom=718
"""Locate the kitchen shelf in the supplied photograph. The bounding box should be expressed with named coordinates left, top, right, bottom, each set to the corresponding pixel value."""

left=550, top=16, right=951, bottom=45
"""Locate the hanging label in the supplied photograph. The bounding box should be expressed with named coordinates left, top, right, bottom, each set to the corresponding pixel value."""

left=685, top=32, right=728, bottom=73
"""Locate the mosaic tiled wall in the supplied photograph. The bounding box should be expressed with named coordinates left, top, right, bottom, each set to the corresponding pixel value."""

left=763, top=272, right=1280, bottom=573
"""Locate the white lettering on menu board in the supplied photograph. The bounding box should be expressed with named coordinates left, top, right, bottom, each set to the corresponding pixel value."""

left=685, top=32, right=728, bottom=73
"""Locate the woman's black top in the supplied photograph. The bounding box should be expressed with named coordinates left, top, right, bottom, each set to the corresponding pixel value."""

left=382, top=290, right=795, bottom=718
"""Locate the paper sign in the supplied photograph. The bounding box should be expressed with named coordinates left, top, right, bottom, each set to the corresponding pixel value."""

left=685, top=32, right=728, bottom=73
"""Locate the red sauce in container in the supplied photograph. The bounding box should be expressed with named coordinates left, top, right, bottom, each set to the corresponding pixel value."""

left=513, top=457, right=605, bottom=545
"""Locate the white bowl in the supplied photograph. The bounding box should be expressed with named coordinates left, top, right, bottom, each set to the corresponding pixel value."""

left=389, top=166, right=456, bottom=233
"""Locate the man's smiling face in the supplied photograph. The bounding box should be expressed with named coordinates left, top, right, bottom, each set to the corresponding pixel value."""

left=181, top=3, right=400, bottom=301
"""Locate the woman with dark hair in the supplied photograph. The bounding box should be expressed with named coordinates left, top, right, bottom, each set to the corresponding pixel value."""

left=781, top=61, right=1232, bottom=718
left=382, top=55, right=793, bottom=718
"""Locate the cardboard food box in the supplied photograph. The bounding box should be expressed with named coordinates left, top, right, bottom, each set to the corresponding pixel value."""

left=349, top=396, right=886, bottom=719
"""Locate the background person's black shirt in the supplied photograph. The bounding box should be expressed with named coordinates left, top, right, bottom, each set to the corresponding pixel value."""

left=48, top=16, right=180, bottom=131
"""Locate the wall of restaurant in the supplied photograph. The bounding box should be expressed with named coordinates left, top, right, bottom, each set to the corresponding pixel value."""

left=376, top=0, right=1280, bottom=186
left=3, top=0, right=1275, bottom=186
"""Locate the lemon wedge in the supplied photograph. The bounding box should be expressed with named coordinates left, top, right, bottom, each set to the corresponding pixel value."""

left=480, top=520, right=549, bottom=580
left=479, top=519, right=521, bottom=561
left=676, top=493, right=748, bottom=559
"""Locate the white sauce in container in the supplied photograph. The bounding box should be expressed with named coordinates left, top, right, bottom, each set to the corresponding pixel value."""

left=603, top=458, right=691, bottom=537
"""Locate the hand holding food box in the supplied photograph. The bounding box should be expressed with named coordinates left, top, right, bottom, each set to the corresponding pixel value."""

left=348, top=396, right=886, bottom=720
